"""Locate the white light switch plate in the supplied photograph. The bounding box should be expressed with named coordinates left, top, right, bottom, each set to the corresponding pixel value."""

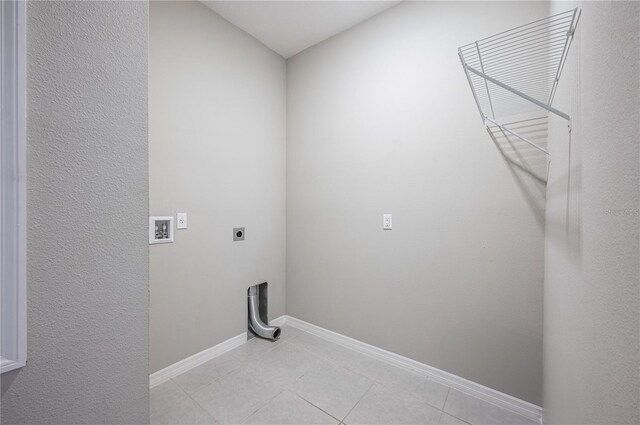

left=383, top=214, right=392, bottom=230
left=176, top=213, right=187, bottom=229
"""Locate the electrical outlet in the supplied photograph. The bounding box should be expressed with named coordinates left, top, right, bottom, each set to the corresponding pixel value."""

left=383, top=214, right=392, bottom=230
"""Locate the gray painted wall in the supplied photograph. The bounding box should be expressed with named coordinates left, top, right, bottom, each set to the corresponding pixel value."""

left=0, top=1, right=149, bottom=424
left=286, top=1, right=548, bottom=405
left=149, top=1, right=286, bottom=373
left=543, top=2, right=640, bottom=423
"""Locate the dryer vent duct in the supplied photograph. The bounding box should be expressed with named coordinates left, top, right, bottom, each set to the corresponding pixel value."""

left=248, top=283, right=280, bottom=341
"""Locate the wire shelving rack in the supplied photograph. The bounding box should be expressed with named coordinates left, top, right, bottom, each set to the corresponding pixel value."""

left=458, top=8, right=581, bottom=171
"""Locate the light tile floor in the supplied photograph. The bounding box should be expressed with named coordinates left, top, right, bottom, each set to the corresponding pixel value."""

left=151, top=325, right=537, bottom=425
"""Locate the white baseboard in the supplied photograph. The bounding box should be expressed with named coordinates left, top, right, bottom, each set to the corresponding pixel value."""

left=282, top=315, right=543, bottom=424
left=269, top=315, right=286, bottom=327
left=148, top=314, right=542, bottom=424
left=149, top=316, right=286, bottom=388
left=149, top=332, right=247, bottom=388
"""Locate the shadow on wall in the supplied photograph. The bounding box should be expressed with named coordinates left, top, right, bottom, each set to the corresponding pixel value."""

left=543, top=115, right=583, bottom=263
left=1, top=370, right=18, bottom=397
left=487, top=116, right=548, bottom=227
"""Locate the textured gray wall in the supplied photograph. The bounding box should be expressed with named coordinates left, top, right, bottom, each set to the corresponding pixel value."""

left=286, top=1, right=548, bottom=405
left=0, top=1, right=149, bottom=424
left=149, top=1, right=286, bottom=373
left=543, top=2, right=640, bottom=423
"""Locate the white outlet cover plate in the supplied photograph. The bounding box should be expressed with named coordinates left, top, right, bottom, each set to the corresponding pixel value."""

left=383, top=214, right=392, bottom=230
left=177, top=213, right=187, bottom=229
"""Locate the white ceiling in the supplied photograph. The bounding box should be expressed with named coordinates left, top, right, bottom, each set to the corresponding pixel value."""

left=201, top=1, right=402, bottom=58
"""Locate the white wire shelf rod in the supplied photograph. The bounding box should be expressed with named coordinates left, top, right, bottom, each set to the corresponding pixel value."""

left=465, top=64, right=570, bottom=120
left=474, top=79, right=554, bottom=106
left=482, top=61, right=562, bottom=81
left=475, top=42, right=496, bottom=119
left=477, top=45, right=566, bottom=72
left=478, top=87, right=553, bottom=104
left=471, top=59, right=560, bottom=78
left=478, top=39, right=567, bottom=68
left=479, top=35, right=568, bottom=64
left=483, top=56, right=562, bottom=79
left=478, top=26, right=571, bottom=56
left=489, top=122, right=549, bottom=137
left=476, top=17, right=573, bottom=47
left=461, top=14, right=573, bottom=55
left=458, top=50, right=486, bottom=123
left=470, top=9, right=574, bottom=46
left=479, top=21, right=573, bottom=52
left=495, top=116, right=548, bottom=126
left=548, top=8, right=581, bottom=104
left=480, top=76, right=556, bottom=93
left=476, top=76, right=555, bottom=93
left=476, top=87, right=555, bottom=112
left=484, top=116, right=550, bottom=156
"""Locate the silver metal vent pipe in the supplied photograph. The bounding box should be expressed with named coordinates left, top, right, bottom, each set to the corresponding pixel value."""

left=248, top=287, right=280, bottom=340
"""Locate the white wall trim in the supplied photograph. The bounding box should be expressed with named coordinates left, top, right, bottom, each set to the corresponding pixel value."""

left=1, top=0, right=27, bottom=375
left=149, top=333, right=247, bottom=388
left=283, top=315, right=543, bottom=424
left=148, top=315, right=541, bottom=423
left=150, top=316, right=285, bottom=388
left=269, top=315, right=286, bottom=327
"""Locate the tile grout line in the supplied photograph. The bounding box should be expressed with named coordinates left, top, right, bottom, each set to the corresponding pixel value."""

left=436, top=388, right=451, bottom=425
left=184, top=381, right=220, bottom=423
left=237, top=337, right=315, bottom=424
left=297, top=331, right=480, bottom=425
left=182, top=364, right=265, bottom=424
left=292, top=328, right=453, bottom=419
left=163, top=327, right=472, bottom=425
left=241, top=389, right=289, bottom=425
left=298, top=322, right=523, bottom=425
left=294, top=390, right=344, bottom=423
left=170, top=360, right=229, bottom=396
left=283, top=345, right=373, bottom=424
left=291, top=330, right=386, bottom=384
left=442, top=387, right=451, bottom=411
left=339, top=381, right=376, bottom=424
left=370, top=376, right=451, bottom=413
left=285, top=316, right=542, bottom=423
left=293, top=327, right=451, bottom=412
left=155, top=330, right=312, bottom=424
left=167, top=379, right=216, bottom=423
left=173, top=364, right=236, bottom=402
left=439, top=387, right=479, bottom=425
left=243, top=374, right=307, bottom=423
left=440, top=387, right=476, bottom=424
